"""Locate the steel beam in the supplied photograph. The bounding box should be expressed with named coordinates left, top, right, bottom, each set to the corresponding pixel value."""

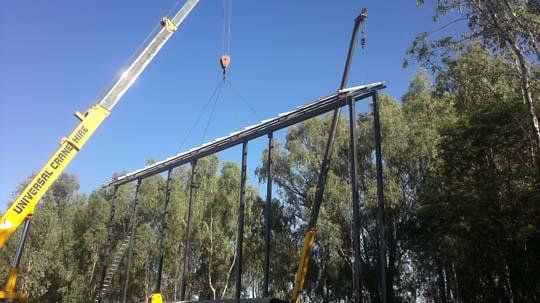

left=122, top=179, right=142, bottom=303
left=348, top=96, right=363, bottom=303
left=263, top=133, right=273, bottom=297
left=180, top=161, right=197, bottom=301
left=235, top=141, right=248, bottom=301
left=155, top=169, right=173, bottom=293
left=373, top=92, right=388, bottom=303
left=103, top=83, right=385, bottom=188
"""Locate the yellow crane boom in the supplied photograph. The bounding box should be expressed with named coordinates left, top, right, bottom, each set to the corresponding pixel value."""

left=0, top=104, right=109, bottom=246
left=0, top=1, right=199, bottom=301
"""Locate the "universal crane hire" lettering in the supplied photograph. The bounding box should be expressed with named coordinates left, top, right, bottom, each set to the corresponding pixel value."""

left=11, top=126, right=86, bottom=214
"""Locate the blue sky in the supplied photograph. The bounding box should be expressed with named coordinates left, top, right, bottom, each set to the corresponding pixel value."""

left=0, top=0, right=442, bottom=207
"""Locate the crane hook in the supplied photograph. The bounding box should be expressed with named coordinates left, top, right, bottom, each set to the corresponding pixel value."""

left=220, top=55, right=231, bottom=79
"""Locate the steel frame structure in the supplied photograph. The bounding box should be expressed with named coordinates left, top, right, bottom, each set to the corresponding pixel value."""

left=103, top=83, right=384, bottom=188
left=99, top=81, right=388, bottom=303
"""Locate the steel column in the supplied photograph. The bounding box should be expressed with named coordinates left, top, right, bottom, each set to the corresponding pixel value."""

left=180, top=161, right=197, bottom=301
left=235, top=141, right=248, bottom=301
left=373, top=92, right=388, bottom=303
left=96, top=185, right=118, bottom=302
left=348, top=96, right=363, bottom=303
left=155, top=169, right=173, bottom=293
left=263, top=133, right=273, bottom=297
left=122, top=179, right=142, bottom=303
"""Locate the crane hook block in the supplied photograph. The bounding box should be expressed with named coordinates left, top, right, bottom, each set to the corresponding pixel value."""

left=220, top=55, right=231, bottom=72
left=160, top=18, right=177, bottom=32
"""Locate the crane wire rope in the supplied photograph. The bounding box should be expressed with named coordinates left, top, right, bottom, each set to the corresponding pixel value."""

left=221, top=0, right=232, bottom=56
left=224, top=78, right=260, bottom=120
left=220, top=0, right=232, bottom=78
left=176, top=80, right=224, bottom=153
left=174, top=0, right=261, bottom=153
left=199, top=86, right=223, bottom=145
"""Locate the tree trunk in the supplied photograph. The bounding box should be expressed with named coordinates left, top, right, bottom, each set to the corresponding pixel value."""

left=208, top=211, right=217, bottom=300
left=451, top=262, right=462, bottom=303
left=512, top=41, right=540, bottom=151
left=502, top=0, right=540, bottom=60
left=504, top=262, right=515, bottom=303
left=220, top=233, right=238, bottom=299
left=437, top=261, right=447, bottom=303
left=484, top=4, right=540, bottom=151
left=386, top=211, right=397, bottom=303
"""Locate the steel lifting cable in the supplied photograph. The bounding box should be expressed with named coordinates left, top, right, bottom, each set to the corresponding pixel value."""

left=176, top=80, right=224, bottom=153
left=177, top=0, right=261, bottom=150
left=220, top=0, right=232, bottom=77
left=224, top=78, right=260, bottom=120
left=199, top=85, right=223, bottom=144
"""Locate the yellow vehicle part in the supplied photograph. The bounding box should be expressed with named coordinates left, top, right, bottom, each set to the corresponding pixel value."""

left=0, top=267, right=27, bottom=302
left=291, top=228, right=317, bottom=303
left=0, top=291, right=28, bottom=302
left=0, top=104, right=109, bottom=247
left=149, top=293, right=163, bottom=303
left=5, top=267, right=18, bottom=292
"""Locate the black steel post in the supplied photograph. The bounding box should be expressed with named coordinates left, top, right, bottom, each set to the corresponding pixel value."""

left=96, top=185, right=118, bottom=302
left=122, top=179, right=142, bottom=303
left=155, top=169, right=173, bottom=293
left=348, top=96, right=363, bottom=303
left=263, top=133, right=273, bottom=297
left=373, top=91, right=388, bottom=303
left=235, top=141, right=248, bottom=301
left=180, top=160, right=197, bottom=301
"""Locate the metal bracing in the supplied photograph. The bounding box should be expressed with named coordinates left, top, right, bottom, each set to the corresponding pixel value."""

left=103, top=82, right=385, bottom=188
left=263, top=133, right=273, bottom=297
left=180, top=160, right=198, bottom=301
left=373, top=91, right=388, bottom=303
left=122, top=179, right=142, bottom=303
left=155, top=169, right=173, bottom=293
left=235, top=141, right=248, bottom=301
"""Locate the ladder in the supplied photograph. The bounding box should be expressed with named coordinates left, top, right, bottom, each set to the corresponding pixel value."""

left=95, top=238, right=130, bottom=303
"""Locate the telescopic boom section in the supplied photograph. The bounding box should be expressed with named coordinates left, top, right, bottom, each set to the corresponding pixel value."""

left=0, top=0, right=199, bottom=248
left=291, top=8, right=367, bottom=303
